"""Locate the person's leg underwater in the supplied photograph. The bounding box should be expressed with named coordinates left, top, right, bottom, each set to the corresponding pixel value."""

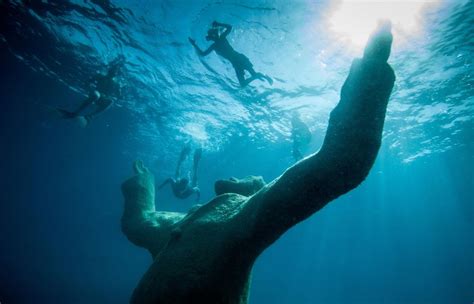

left=235, top=68, right=247, bottom=87
left=248, top=66, right=273, bottom=85
left=192, top=147, right=202, bottom=187
left=234, top=64, right=272, bottom=87
left=56, top=90, right=100, bottom=119
left=79, top=97, right=114, bottom=127
left=175, top=143, right=191, bottom=178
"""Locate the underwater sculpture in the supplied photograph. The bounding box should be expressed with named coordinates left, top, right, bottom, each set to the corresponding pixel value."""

left=121, top=22, right=395, bottom=303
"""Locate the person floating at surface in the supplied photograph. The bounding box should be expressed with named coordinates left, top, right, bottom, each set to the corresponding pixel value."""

left=55, top=58, right=123, bottom=127
left=120, top=21, right=395, bottom=304
left=188, top=21, right=273, bottom=87
left=291, top=112, right=312, bottom=161
left=158, top=143, right=202, bottom=202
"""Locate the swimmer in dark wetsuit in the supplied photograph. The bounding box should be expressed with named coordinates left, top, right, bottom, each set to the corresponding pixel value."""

left=55, top=58, right=123, bottom=127
left=158, top=143, right=202, bottom=202
left=189, top=21, right=273, bottom=87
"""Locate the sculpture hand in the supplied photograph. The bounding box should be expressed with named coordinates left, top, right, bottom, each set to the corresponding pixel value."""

left=133, top=160, right=149, bottom=175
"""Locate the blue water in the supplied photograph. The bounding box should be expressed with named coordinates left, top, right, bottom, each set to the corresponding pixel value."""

left=0, top=0, right=473, bottom=303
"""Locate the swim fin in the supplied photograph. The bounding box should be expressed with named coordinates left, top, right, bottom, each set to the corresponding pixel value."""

left=256, top=73, right=273, bottom=85
left=264, top=75, right=273, bottom=85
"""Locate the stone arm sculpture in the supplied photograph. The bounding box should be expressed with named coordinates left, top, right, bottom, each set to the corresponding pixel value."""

left=120, top=22, right=395, bottom=303
left=121, top=161, right=186, bottom=258
left=239, top=22, right=395, bottom=254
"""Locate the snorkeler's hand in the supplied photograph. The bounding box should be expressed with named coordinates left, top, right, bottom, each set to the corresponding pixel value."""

left=188, top=37, right=196, bottom=45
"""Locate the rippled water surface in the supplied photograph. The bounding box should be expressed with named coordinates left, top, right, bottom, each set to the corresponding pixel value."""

left=2, top=0, right=472, bottom=163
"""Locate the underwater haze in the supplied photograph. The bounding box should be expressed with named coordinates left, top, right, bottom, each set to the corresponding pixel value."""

left=0, top=0, right=473, bottom=303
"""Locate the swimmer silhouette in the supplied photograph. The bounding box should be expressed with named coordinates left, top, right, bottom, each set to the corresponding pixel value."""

left=189, top=21, right=273, bottom=87
left=54, top=57, right=123, bottom=127
left=121, top=21, right=395, bottom=303
left=158, top=143, right=202, bottom=202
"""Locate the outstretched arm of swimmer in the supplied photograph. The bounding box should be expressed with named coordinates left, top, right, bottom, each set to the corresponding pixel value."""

left=212, top=21, right=232, bottom=38
left=188, top=38, right=214, bottom=57
left=237, top=22, right=396, bottom=253
left=157, top=178, right=174, bottom=190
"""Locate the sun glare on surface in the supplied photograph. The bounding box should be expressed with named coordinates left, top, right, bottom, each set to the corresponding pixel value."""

left=327, top=0, right=440, bottom=49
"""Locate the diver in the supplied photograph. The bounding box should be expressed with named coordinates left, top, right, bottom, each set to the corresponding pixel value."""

left=188, top=21, right=273, bottom=87
left=291, top=112, right=312, bottom=161
left=158, top=143, right=202, bottom=202
left=55, top=58, right=123, bottom=127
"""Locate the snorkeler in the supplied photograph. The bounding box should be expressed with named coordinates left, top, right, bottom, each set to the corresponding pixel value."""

left=158, top=143, right=202, bottom=202
left=188, top=21, right=273, bottom=87
left=291, top=112, right=312, bottom=161
left=55, top=58, right=123, bottom=127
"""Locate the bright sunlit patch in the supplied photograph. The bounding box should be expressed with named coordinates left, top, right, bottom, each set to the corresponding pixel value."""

left=181, top=122, right=209, bottom=142
left=327, top=0, right=439, bottom=48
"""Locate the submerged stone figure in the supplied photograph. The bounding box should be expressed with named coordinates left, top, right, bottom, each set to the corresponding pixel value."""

left=214, top=175, right=266, bottom=197
left=157, top=143, right=202, bottom=202
left=188, top=21, right=273, bottom=87
left=291, top=112, right=312, bottom=161
left=121, top=22, right=395, bottom=303
left=55, top=58, right=123, bottom=127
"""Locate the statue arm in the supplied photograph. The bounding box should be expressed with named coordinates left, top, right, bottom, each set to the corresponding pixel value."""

left=121, top=161, right=185, bottom=257
left=239, top=25, right=396, bottom=252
